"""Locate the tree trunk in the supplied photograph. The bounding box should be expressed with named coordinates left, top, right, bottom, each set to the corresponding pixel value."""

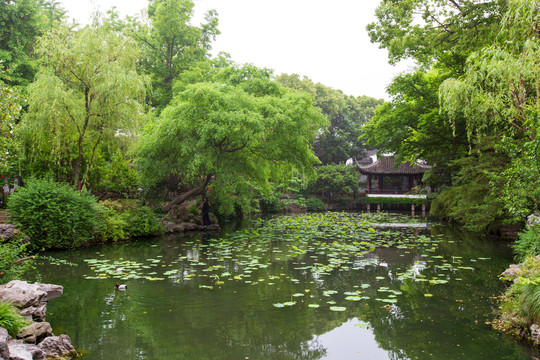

left=162, top=174, right=212, bottom=213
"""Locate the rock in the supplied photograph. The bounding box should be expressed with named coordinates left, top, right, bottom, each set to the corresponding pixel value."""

left=0, top=224, right=18, bottom=243
left=17, top=323, right=52, bottom=344
left=19, top=305, right=47, bottom=323
left=500, top=264, right=522, bottom=283
left=0, top=281, right=45, bottom=309
left=7, top=341, right=45, bottom=360
left=35, top=285, right=62, bottom=303
left=0, top=327, right=10, bottom=360
left=527, top=214, right=540, bottom=227
left=0, top=281, right=62, bottom=322
left=532, top=324, right=540, bottom=344
left=38, top=335, right=77, bottom=359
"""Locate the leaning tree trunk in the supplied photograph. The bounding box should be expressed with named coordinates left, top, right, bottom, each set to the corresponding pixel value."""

left=162, top=174, right=213, bottom=213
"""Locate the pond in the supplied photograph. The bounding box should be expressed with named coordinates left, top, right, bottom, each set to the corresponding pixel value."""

left=34, top=212, right=538, bottom=360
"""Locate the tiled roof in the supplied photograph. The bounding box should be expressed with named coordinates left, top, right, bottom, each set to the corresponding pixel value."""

left=356, top=156, right=431, bottom=175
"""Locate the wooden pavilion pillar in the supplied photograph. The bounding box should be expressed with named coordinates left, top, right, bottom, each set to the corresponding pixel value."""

left=378, top=175, right=383, bottom=193
left=367, top=175, right=372, bottom=194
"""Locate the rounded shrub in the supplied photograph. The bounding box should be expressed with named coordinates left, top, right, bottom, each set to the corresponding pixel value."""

left=121, top=206, right=164, bottom=238
left=7, top=177, right=100, bottom=250
left=305, top=197, right=325, bottom=212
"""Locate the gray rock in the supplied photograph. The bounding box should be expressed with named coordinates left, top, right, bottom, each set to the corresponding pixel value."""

left=532, top=324, right=540, bottom=344
left=500, top=264, right=522, bottom=282
left=38, top=335, right=77, bottom=359
left=17, top=323, right=52, bottom=344
left=527, top=214, right=540, bottom=227
left=0, top=327, right=10, bottom=360
left=0, top=281, right=62, bottom=321
left=19, top=305, right=47, bottom=323
left=0, top=281, right=45, bottom=309
left=35, top=285, right=62, bottom=303
left=0, top=224, right=18, bottom=243
left=7, top=341, right=45, bottom=360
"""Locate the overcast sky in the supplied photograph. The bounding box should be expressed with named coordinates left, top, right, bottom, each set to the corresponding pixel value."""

left=58, top=0, right=413, bottom=100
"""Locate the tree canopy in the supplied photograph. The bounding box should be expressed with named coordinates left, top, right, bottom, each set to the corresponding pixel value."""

left=128, top=0, right=219, bottom=111
left=17, top=19, right=149, bottom=190
left=136, top=64, right=327, bottom=214
left=276, top=74, right=383, bottom=165
left=365, top=0, right=540, bottom=230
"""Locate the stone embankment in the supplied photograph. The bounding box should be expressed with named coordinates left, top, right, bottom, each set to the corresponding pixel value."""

left=160, top=204, right=220, bottom=233
left=0, top=280, right=77, bottom=360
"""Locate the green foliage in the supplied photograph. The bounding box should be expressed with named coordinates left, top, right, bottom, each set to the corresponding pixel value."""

left=0, top=241, right=34, bottom=283
left=122, top=206, right=164, bottom=238
left=305, top=197, right=325, bottom=212
left=429, top=142, right=511, bottom=232
left=498, top=257, right=540, bottom=329
left=18, top=19, right=149, bottom=190
left=136, top=63, right=327, bottom=217
left=259, top=195, right=283, bottom=213
left=94, top=149, right=139, bottom=196
left=0, top=67, right=26, bottom=177
left=97, top=200, right=163, bottom=240
left=188, top=202, right=199, bottom=216
left=367, top=0, right=502, bottom=66
left=129, top=0, right=219, bottom=111
left=277, top=73, right=383, bottom=164
left=0, top=301, right=30, bottom=337
left=360, top=67, right=469, bottom=187
left=95, top=205, right=128, bottom=242
left=306, top=164, right=358, bottom=200
left=0, top=0, right=65, bottom=86
left=7, top=177, right=100, bottom=250
left=513, top=225, right=540, bottom=260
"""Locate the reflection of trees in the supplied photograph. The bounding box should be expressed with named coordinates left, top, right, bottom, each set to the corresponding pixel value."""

left=37, top=223, right=538, bottom=360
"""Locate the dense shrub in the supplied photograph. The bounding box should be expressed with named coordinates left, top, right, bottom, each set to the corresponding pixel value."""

left=98, top=201, right=163, bottom=240
left=7, top=177, right=100, bottom=250
left=259, top=195, right=283, bottom=213
left=306, top=164, right=358, bottom=200
left=496, top=256, right=540, bottom=333
left=305, top=197, right=325, bottom=212
left=0, top=301, right=30, bottom=337
left=95, top=206, right=128, bottom=242
left=513, top=225, right=540, bottom=260
left=122, top=206, right=164, bottom=237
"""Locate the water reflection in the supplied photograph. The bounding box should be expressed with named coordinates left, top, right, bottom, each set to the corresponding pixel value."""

left=35, top=214, right=539, bottom=360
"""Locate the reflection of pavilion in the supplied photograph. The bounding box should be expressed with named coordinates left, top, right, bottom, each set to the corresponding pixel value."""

left=360, top=247, right=425, bottom=266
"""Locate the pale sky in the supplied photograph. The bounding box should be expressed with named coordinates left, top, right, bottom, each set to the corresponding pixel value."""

left=58, top=0, right=413, bottom=100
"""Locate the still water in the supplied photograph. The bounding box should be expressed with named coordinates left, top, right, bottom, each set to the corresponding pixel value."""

left=34, top=212, right=538, bottom=359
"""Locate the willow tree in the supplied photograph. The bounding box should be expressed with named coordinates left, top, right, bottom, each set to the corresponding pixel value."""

left=439, top=0, right=540, bottom=221
left=18, top=21, right=148, bottom=189
left=135, top=64, right=327, bottom=215
left=0, top=68, right=25, bottom=179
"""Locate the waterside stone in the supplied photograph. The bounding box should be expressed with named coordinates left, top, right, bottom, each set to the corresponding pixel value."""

left=17, top=323, right=53, bottom=345
left=0, top=281, right=62, bottom=322
left=38, top=335, right=77, bottom=359
left=0, top=327, right=10, bottom=360
left=0, top=281, right=76, bottom=359
left=531, top=324, right=540, bottom=344
left=6, top=341, right=45, bottom=360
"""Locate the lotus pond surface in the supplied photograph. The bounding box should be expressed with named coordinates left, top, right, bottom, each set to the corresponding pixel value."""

left=35, top=212, right=539, bottom=359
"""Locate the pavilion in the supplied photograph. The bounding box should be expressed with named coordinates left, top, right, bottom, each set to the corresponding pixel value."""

left=356, top=155, right=431, bottom=194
